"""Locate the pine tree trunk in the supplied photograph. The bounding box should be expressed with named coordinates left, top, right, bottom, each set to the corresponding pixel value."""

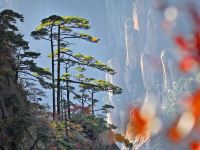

left=65, top=67, right=71, bottom=120
left=81, top=97, right=84, bottom=111
left=81, top=90, right=84, bottom=111
left=15, top=53, right=20, bottom=82
left=61, top=88, right=63, bottom=119
left=64, top=100, right=69, bottom=150
left=92, top=91, right=94, bottom=115
left=57, top=25, right=61, bottom=115
left=66, top=80, right=71, bottom=119
left=50, top=27, right=56, bottom=120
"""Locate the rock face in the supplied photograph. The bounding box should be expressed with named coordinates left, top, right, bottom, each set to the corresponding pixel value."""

left=0, top=51, right=52, bottom=150
left=0, top=52, right=29, bottom=149
left=104, top=0, right=180, bottom=149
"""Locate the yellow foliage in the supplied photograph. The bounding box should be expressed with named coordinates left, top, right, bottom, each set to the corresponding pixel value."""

left=91, top=37, right=99, bottom=42
left=114, top=133, right=131, bottom=147
left=50, top=121, right=57, bottom=129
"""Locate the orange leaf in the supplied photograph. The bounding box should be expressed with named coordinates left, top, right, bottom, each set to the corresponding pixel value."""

left=179, top=56, right=198, bottom=72
left=187, top=89, right=200, bottom=119
left=194, top=31, right=200, bottom=50
left=168, top=112, right=195, bottom=143
left=175, top=36, right=188, bottom=50
left=190, top=141, right=200, bottom=150
left=168, top=122, right=182, bottom=143
left=83, top=107, right=90, bottom=114
left=130, top=108, right=148, bottom=136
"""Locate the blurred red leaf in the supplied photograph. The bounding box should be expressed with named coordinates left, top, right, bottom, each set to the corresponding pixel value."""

left=168, top=111, right=195, bottom=143
left=174, top=7, right=200, bottom=72
left=190, top=141, right=200, bottom=150
left=71, top=104, right=90, bottom=114
left=194, top=32, right=200, bottom=50
left=179, top=56, right=198, bottom=72
left=128, top=107, right=154, bottom=141
left=168, top=122, right=182, bottom=143
left=185, top=89, right=200, bottom=120
left=130, top=108, right=148, bottom=136
left=175, top=36, right=188, bottom=50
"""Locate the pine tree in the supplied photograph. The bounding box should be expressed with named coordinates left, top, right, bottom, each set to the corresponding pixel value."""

left=31, top=16, right=100, bottom=118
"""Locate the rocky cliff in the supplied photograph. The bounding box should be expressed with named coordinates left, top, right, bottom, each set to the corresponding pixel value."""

left=104, top=0, right=180, bottom=149
left=0, top=44, right=52, bottom=150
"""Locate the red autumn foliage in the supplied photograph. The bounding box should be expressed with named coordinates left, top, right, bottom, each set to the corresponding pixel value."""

left=71, top=104, right=90, bottom=114
left=167, top=90, right=200, bottom=142
left=184, top=89, right=200, bottom=120
left=179, top=56, right=198, bottom=72
left=175, top=36, right=189, bottom=51
left=190, top=141, right=200, bottom=150
left=167, top=89, right=200, bottom=143
left=130, top=108, right=148, bottom=136
left=175, top=7, right=200, bottom=72
left=167, top=121, right=182, bottom=143
left=168, top=6, right=200, bottom=146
